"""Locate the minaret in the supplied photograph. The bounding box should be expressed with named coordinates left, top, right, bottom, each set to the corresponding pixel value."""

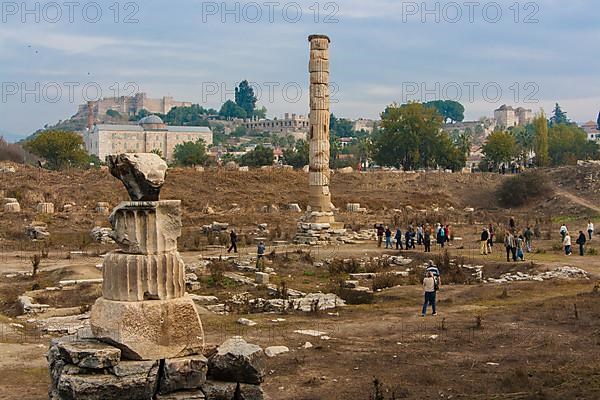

left=307, top=34, right=334, bottom=223
left=87, top=101, right=95, bottom=131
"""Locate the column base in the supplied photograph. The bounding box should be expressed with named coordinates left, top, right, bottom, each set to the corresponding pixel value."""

left=90, top=295, right=204, bottom=361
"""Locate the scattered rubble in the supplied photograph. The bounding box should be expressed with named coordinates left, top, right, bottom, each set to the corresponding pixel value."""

left=90, top=227, right=114, bottom=244
left=486, top=266, right=589, bottom=284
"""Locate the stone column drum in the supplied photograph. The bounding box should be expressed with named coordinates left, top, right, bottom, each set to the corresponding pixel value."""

left=308, top=34, right=335, bottom=224
left=90, top=154, right=204, bottom=361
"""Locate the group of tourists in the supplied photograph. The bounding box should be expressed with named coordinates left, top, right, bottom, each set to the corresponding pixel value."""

left=376, top=223, right=451, bottom=253
left=560, top=221, right=594, bottom=256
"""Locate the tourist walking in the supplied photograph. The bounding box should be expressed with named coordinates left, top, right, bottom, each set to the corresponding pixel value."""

left=563, top=232, right=572, bottom=256
left=227, top=229, right=238, bottom=254
left=395, top=227, right=403, bottom=250
left=421, top=271, right=439, bottom=317
left=256, top=241, right=266, bottom=270
left=480, top=227, right=489, bottom=255
left=385, top=226, right=393, bottom=249
left=524, top=226, right=533, bottom=253
left=376, top=224, right=384, bottom=248
left=405, top=229, right=415, bottom=250
left=504, top=231, right=517, bottom=262
left=417, top=225, right=424, bottom=246
left=588, top=220, right=594, bottom=241
left=424, top=230, right=431, bottom=253
left=437, top=225, right=446, bottom=248
left=576, top=231, right=587, bottom=256
left=487, top=224, right=495, bottom=253
left=560, top=224, right=568, bottom=241
left=516, top=235, right=525, bottom=261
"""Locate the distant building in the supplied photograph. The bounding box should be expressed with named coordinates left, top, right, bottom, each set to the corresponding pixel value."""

left=84, top=115, right=212, bottom=162
left=352, top=118, right=377, bottom=134
left=78, top=93, right=192, bottom=120
left=466, top=145, right=484, bottom=171
left=243, top=113, right=309, bottom=140
left=581, top=120, right=600, bottom=141
left=494, top=105, right=533, bottom=129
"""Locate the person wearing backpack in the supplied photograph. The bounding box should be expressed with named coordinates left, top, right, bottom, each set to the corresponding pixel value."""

left=480, top=227, right=489, bottom=255
left=421, top=271, right=439, bottom=317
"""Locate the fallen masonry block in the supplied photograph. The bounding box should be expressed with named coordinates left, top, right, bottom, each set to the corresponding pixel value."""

left=37, top=202, right=55, bottom=214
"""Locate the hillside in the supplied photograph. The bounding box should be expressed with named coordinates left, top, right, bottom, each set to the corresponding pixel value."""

left=1, top=164, right=598, bottom=250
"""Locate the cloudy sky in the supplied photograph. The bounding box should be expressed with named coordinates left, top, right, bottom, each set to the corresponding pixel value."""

left=0, top=0, right=598, bottom=141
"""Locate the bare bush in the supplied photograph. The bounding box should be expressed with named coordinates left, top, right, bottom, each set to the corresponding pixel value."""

left=497, top=172, right=553, bottom=208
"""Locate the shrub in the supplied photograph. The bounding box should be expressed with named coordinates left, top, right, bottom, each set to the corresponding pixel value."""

left=497, top=171, right=553, bottom=208
left=372, top=272, right=404, bottom=291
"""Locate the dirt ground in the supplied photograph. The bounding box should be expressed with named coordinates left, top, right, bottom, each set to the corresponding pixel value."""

left=1, top=164, right=600, bottom=399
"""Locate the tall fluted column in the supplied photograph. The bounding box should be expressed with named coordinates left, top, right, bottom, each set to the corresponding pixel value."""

left=308, top=34, right=334, bottom=222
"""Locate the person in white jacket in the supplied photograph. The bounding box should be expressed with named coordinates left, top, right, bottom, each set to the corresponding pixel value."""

left=588, top=220, right=594, bottom=241
left=563, top=232, right=572, bottom=256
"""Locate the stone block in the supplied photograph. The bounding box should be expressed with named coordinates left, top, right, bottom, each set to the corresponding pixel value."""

left=109, top=200, right=182, bottom=254
left=101, top=251, right=185, bottom=301
left=56, top=360, right=159, bottom=400
left=255, top=272, right=269, bottom=285
left=90, top=296, right=204, bottom=360
left=3, top=202, right=20, bottom=213
left=346, top=203, right=361, bottom=212
left=159, top=355, right=208, bottom=394
left=264, top=346, right=289, bottom=357
left=108, top=153, right=167, bottom=201
left=57, top=340, right=121, bottom=369
left=208, top=338, right=265, bottom=385
left=96, top=202, right=110, bottom=215
left=37, top=202, right=55, bottom=214
left=202, top=381, right=264, bottom=400
left=288, top=203, right=302, bottom=212
left=157, top=390, right=206, bottom=399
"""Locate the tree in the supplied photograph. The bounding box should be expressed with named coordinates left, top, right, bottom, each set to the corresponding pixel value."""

left=230, top=126, right=247, bottom=138
left=450, top=128, right=472, bottom=158
left=283, top=139, right=309, bottom=168
left=106, top=109, right=121, bottom=118
left=348, top=137, right=373, bottom=167
left=482, top=131, right=517, bottom=168
left=550, top=103, right=569, bottom=125
left=163, top=105, right=210, bottom=126
left=533, top=113, right=549, bottom=167
left=436, top=133, right=467, bottom=171
left=235, top=80, right=257, bottom=117
left=254, top=106, right=267, bottom=119
left=173, top=139, right=208, bottom=166
left=548, top=124, right=598, bottom=165
left=330, top=114, right=355, bottom=137
left=424, top=100, right=465, bottom=123
left=150, top=148, right=164, bottom=159
left=373, top=102, right=452, bottom=170
left=597, top=111, right=600, bottom=131
left=24, top=130, right=89, bottom=169
left=511, top=125, right=535, bottom=165
left=219, top=100, right=247, bottom=119
left=239, top=145, right=274, bottom=167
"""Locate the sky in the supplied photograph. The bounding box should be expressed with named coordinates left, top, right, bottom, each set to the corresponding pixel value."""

left=0, top=0, right=598, bottom=141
